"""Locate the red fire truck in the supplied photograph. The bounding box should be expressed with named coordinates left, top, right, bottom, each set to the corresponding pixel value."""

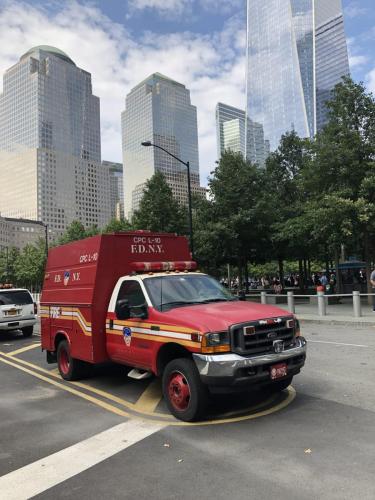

left=40, top=232, right=306, bottom=421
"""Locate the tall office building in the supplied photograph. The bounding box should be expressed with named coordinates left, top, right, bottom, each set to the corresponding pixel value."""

left=0, top=45, right=111, bottom=236
left=103, top=161, right=124, bottom=220
left=216, top=102, right=269, bottom=166
left=121, top=73, right=205, bottom=217
left=246, top=0, right=350, bottom=151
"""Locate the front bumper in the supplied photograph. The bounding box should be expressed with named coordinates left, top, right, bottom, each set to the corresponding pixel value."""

left=0, top=318, right=37, bottom=331
left=193, top=337, right=307, bottom=390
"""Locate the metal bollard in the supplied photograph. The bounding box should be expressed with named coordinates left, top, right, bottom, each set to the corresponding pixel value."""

left=317, top=291, right=326, bottom=316
left=261, top=291, right=267, bottom=305
left=353, top=291, right=362, bottom=318
left=287, top=291, right=295, bottom=313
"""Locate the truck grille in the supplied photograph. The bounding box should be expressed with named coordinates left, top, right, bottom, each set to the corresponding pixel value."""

left=230, top=317, right=295, bottom=356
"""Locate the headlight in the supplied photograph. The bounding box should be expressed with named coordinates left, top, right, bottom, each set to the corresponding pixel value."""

left=202, top=331, right=230, bottom=353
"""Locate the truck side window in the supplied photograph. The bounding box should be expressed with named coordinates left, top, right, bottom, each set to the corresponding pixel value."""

left=117, top=281, right=146, bottom=308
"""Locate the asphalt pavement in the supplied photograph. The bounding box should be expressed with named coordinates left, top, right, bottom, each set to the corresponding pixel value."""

left=0, top=322, right=374, bottom=500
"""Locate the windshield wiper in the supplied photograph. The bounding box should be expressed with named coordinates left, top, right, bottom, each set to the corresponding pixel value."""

left=200, top=298, right=236, bottom=303
left=160, top=301, right=202, bottom=310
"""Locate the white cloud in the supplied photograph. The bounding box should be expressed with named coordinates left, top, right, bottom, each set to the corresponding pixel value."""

left=129, top=0, right=192, bottom=15
left=344, top=1, right=368, bottom=19
left=349, top=54, right=368, bottom=69
left=0, top=1, right=246, bottom=184
left=365, top=68, right=375, bottom=94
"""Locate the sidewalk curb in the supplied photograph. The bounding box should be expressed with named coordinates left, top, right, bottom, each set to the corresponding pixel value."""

left=299, top=317, right=375, bottom=327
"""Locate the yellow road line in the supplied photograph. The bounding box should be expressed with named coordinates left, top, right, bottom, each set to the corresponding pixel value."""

left=133, top=378, right=162, bottom=413
left=0, top=351, right=169, bottom=419
left=8, top=342, right=41, bottom=357
left=0, top=354, right=130, bottom=418
left=0, top=350, right=297, bottom=426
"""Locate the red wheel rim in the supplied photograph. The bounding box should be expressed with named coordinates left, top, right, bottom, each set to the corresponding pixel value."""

left=59, top=346, right=70, bottom=375
left=168, top=371, right=191, bottom=411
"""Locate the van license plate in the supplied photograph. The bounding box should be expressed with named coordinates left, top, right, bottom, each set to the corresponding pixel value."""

left=6, top=309, right=17, bottom=316
left=270, top=363, right=287, bottom=380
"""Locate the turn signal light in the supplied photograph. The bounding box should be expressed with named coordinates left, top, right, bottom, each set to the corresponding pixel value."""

left=201, top=332, right=230, bottom=354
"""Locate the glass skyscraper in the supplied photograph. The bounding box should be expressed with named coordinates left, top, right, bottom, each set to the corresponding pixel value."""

left=0, top=46, right=111, bottom=235
left=122, top=73, right=205, bottom=217
left=216, top=102, right=269, bottom=166
left=246, top=0, right=349, bottom=151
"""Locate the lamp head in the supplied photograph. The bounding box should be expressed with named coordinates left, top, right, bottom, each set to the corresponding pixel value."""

left=141, top=141, right=152, bottom=147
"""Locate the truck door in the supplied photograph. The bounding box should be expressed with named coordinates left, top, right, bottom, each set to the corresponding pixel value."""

left=107, top=280, right=151, bottom=368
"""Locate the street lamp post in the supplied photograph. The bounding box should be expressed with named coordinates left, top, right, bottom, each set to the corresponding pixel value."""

left=141, top=141, right=194, bottom=258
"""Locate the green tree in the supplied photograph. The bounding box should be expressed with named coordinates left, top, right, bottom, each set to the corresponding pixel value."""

left=0, top=247, right=20, bottom=284
left=102, top=217, right=133, bottom=233
left=304, top=77, right=375, bottom=293
left=58, top=221, right=88, bottom=245
left=14, top=239, right=46, bottom=290
left=132, top=171, right=186, bottom=234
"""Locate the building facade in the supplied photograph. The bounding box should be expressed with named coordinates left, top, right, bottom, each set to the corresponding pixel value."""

left=246, top=0, right=350, bottom=151
left=103, top=161, right=124, bottom=220
left=0, top=45, right=111, bottom=236
left=0, top=216, right=45, bottom=250
left=121, top=73, right=204, bottom=217
left=215, top=102, right=269, bottom=166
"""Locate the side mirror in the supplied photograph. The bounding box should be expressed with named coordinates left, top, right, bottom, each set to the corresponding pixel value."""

left=130, top=304, right=148, bottom=320
left=115, top=299, right=130, bottom=320
left=238, top=290, right=246, bottom=301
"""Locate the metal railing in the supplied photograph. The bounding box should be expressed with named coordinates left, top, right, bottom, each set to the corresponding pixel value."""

left=253, top=290, right=375, bottom=318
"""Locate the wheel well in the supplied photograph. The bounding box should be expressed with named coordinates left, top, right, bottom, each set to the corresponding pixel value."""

left=156, top=343, right=192, bottom=376
left=54, top=332, right=68, bottom=352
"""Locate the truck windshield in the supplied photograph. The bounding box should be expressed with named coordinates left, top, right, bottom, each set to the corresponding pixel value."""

left=143, top=274, right=237, bottom=311
left=0, top=291, right=33, bottom=306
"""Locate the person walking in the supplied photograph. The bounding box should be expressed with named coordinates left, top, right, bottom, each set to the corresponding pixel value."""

left=370, top=268, right=375, bottom=311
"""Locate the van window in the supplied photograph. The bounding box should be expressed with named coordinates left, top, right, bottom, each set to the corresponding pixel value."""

left=0, top=291, right=33, bottom=306
left=117, top=281, right=146, bottom=307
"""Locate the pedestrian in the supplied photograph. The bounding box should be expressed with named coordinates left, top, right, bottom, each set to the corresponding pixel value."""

left=370, top=268, right=375, bottom=312
left=320, top=273, right=328, bottom=290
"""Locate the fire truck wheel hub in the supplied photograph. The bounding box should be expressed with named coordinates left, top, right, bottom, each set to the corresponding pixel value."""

left=59, top=346, right=70, bottom=375
left=168, top=372, right=191, bottom=411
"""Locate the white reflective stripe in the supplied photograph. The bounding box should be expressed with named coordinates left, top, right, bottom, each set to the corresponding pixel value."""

left=60, top=311, right=92, bottom=332
left=131, top=327, right=192, bottom=340
left=107, top=323, right=193, bottom=340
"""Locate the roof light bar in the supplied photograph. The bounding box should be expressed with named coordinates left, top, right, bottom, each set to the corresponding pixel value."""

left=131, top=261, right=197, bottom=273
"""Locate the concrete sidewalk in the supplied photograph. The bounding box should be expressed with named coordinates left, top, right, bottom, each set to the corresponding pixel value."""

left=248, top=297, right=375, bottom=326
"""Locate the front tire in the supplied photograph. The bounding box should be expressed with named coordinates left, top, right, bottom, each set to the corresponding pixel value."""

left=162, top=358, right=208, bottom=422
left=22, top=326, right=33, bottom=338
left=57, top=340, right=89, bottom=381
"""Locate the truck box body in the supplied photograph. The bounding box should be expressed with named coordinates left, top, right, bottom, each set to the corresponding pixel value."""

left=41, top=232, right=191, bottom=363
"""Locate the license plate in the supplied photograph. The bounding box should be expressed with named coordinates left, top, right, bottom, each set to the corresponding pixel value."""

left=6, top=309, right=18, bottom=316
left=270, top=363, right=287, bottom=380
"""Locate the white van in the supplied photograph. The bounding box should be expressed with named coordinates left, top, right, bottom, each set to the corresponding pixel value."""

left=0, top=289, right=37, bottom=337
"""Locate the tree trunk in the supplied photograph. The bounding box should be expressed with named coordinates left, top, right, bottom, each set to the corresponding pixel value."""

left=238, top=258, right=243, bottom=293
left=364, top=233, right=372, bottom=306
left=244, top=261, right=249, bottom=293
left=334, top=248, right=342, bottom=294
left=278, top=257, right=285, bottom=289
left=303, top=259, right=308, bottom=287
left=298, top=259, right=304, bottom=292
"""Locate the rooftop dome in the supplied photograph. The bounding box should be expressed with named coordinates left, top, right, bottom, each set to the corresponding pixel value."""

left=21, top=45, right=75, bottom=65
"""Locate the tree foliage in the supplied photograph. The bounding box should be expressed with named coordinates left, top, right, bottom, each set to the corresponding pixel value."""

left=132, top=171, right=187, bottom=234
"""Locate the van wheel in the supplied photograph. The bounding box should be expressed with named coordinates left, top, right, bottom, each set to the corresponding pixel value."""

left=22, top=326, right=33, bottom=338
left=162, top=358, right=208, bottom=422
left=57, top=340, right=88, bottom=381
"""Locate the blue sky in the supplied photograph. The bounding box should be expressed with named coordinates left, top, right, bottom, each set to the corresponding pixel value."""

left=0, top=0, right=374, bottom=183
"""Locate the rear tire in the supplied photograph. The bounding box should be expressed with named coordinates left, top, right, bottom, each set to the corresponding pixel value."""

left=22, top=326, right=33, bottom=338
left=265, top=376, right=293, bottom=393
left=162, top=358, right=208, bottom=422
left=57, top=340, right=89, bottom=381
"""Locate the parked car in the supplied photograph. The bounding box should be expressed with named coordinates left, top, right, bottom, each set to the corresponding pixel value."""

left=0, top=288, right=37, bottom=337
